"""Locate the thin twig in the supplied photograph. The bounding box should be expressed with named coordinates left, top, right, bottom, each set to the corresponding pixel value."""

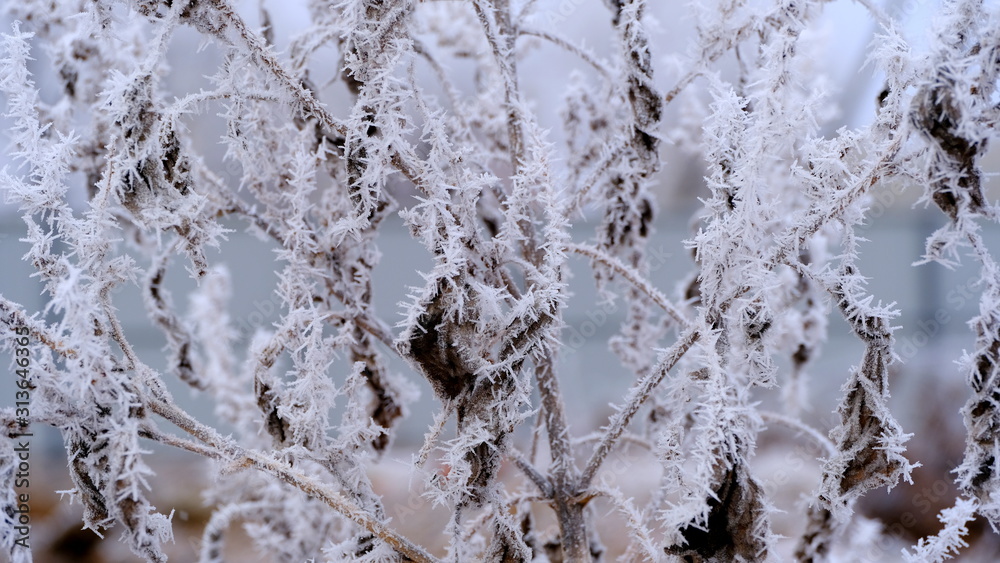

left=0, top=296, right=77, bottom=358
left=138, top=423, right=223, bottom=460
left=144, top=394, right=439, bottom=563
left=568, top=242, right=690, bottom=328
left=509, top=447, right=552, bottom=497
left=517, top=27, right=612, bottom=78
left=759, top=411, right=836, bottom=457
left=578, top=326, right=700, bottom=491
left=572, top=431, right=654, bottom=452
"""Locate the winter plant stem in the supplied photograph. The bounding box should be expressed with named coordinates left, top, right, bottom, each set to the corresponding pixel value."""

left=145, top=395, right=439, bottom=563
left=4, top=0, right=1000, bottom=559
left=579, top=326, right=700, bottom=492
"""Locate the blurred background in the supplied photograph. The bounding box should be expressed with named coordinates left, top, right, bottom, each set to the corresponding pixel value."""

left=3, top=0, right=1000, bottom=560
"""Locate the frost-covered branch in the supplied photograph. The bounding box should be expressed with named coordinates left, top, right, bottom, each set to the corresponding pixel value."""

left=2, top=0, right=999, bottom=560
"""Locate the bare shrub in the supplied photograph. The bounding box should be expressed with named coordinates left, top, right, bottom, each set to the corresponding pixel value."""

left=1, top=0, right=999, bottom=561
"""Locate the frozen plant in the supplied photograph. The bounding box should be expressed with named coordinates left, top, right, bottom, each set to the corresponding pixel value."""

left=0, top=0, right=999, bottom=561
